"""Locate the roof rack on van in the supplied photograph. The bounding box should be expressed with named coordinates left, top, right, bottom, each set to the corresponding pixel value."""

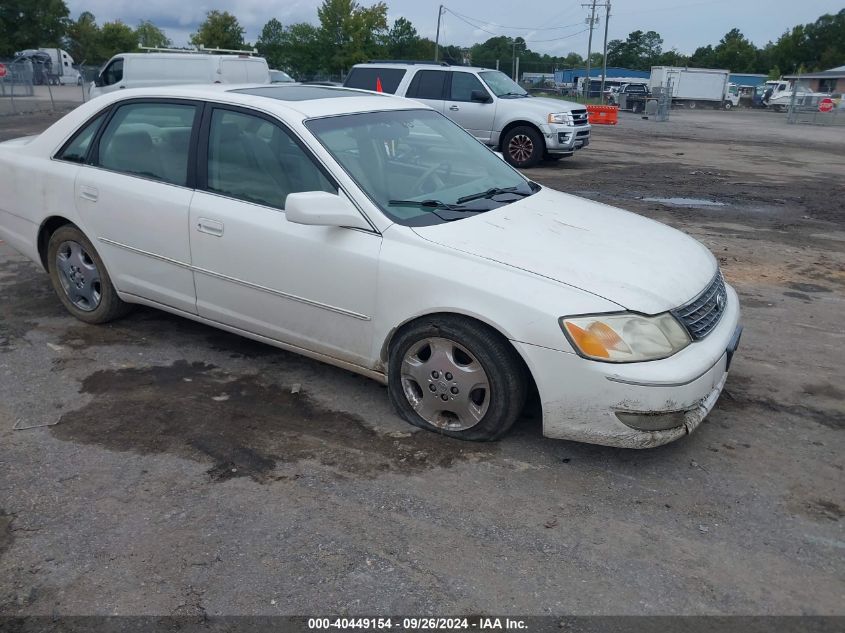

left=364, top=60, right=450, bottom=66
left=139, top=45, right=259, bottom=56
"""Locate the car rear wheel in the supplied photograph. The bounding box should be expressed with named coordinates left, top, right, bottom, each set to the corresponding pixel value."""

left=502, top=126, right=543, bottom=168
left=388, top=316, right=528, bottom=441
left=47, top=225, right=132, bottom=324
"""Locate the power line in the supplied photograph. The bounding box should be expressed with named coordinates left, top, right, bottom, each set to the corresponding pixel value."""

left=446, top=7, right=591, bottom=31
left=444, top=9, right=590, bottom=43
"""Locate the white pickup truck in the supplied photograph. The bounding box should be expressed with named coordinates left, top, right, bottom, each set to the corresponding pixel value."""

left=344, top=62, right=591, bottom=168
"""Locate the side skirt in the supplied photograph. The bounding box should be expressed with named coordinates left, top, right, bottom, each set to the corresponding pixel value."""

left=118, top=292, right=389, bottom=385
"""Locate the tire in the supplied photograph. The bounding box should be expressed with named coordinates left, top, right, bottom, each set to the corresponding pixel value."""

left=47, top=225, right=132, bottom=324
left=388, top=315, right=528, bottom=442
left=502, top=126, right=543, bottom=168
left=724, top=101, right=732, bottom=110
left=688, top=101, right=697, bottom=109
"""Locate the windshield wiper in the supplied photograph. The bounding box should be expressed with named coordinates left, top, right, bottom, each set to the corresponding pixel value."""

left=388, top=199, right=466, bottom=211
left=455, top=187, right=532, bottom=204
left=499, top=91, right=528, bottom=97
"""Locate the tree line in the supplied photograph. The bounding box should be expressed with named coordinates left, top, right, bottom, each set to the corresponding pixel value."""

left=1, top=0, right=841, bottom=80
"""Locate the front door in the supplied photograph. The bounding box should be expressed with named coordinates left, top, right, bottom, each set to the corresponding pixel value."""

left=75, top=99, right=200, bottom=313
left=444, top=72, right=496, bottom=143
left=188, top=105, right=381, bottom=367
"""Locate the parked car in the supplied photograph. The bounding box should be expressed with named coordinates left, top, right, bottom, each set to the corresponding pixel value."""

left=88, top=52, right=270, bottom=99
left=343, top=62, right=591, bottom=168
left=0, top=84, right=741, bottom=448
left=269, top=69, right=295, bottom=83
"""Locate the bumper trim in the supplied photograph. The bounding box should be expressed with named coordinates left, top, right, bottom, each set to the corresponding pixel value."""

left=605, top=353, right=724, bottom=388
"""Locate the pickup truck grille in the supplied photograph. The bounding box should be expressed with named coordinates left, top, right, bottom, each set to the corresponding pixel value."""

left=672, top=270, right=728, bottom=340
left=572, top=110, right=589, bottom=126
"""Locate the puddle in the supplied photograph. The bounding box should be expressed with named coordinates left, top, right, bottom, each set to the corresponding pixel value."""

left=643, top=197, right=726, bottom=207
left=52, top=360, right=495, bottom=481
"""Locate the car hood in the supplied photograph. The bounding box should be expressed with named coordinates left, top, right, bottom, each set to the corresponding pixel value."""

left=411, top=187, right=717, bottom=314
left=511, top=95, right=585, bottom=115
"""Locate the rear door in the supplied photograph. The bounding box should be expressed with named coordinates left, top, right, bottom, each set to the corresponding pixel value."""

left=444, top=72, right=496, bottom=142
left=75, top=99, right=200, bottom=313
left=405, top=69, right=447, bottom=113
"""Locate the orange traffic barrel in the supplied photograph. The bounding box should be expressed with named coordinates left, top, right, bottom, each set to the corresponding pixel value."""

left=586, top=104, right=619, bottom=125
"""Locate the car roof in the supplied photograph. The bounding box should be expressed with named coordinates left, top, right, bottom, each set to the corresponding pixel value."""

left=89, top=83, right=429, bottom=119
left=352, top=63, right=494, bottom=73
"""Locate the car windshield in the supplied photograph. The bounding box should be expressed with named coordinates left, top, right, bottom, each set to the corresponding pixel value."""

left=306, top=109, right=535, bottom=227
left=479, top=71, right=528, bottom=98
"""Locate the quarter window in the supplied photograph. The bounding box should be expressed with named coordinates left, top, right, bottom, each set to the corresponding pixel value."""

left=344, top=67, right=406, bottom=94
left=55, top=112, right=106, bottom=163
left=96, top=102, right=197, bottom=186
left=205, top=109, right=335, bottom=209
left=450, top=72, right=486, bottom=102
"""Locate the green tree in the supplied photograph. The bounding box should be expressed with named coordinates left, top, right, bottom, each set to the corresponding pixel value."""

left=317, top=0, right=388, bottom=74
left=688, top=45, right=716, bottom=68
left=136, top=20, right=171, bottom=49
left=385, top=17, right=419, bottom=59
left=713, top=28, right=758, bottom=72
left=606, top=30, right=663, bottom=70
left=190, top=10, right=246, bottom=50
left=97, top=20, right=138, bottom=59
left=256, top=18, right=286, bottom=68
left=64, top=11, right=99, bottom=63
left=0, top=0, right=70, bottom=57
left=283, top=22, right=323, bottom=78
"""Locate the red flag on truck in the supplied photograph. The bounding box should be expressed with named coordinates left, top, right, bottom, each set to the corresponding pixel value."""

left=376, top=77, right=383, bottom=92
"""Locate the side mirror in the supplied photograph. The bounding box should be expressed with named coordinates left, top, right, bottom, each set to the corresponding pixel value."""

left=471, top=90, right=492, bottom=104
left=285, top=191, right=371, bottom=230
left=94, top=74, right=104, bottom=87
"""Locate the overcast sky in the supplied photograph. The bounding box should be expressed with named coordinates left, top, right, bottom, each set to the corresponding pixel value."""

left=66, top=0, right=844, bottom=58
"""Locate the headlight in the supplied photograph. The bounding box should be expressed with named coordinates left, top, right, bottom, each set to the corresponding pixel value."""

left=560, top=313, right=690, bottom=362
left=547, top=112, right=574, bottom=125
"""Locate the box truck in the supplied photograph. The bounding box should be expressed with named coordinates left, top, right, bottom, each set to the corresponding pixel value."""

left=649, top=66, right=739, bottom=110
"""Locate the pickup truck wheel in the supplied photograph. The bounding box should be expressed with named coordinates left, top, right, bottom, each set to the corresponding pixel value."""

left=503, top=126, right=543, bottom=168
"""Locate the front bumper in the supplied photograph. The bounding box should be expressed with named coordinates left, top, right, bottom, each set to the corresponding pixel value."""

left=543, top=123, right=591, bottom=154
left=514, top=284, right=742, bottom=448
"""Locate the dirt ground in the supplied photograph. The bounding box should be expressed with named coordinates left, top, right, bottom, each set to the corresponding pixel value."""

left=0, top=108, right=843, bottom=617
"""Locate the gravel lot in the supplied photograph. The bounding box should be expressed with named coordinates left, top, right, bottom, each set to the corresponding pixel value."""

left=0, top=108, right=843, bottom=616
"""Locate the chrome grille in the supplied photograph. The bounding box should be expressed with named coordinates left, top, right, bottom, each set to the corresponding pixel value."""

left=572, top=110, right=589, bottom=125
left=672, top=271, right=728, bottom=340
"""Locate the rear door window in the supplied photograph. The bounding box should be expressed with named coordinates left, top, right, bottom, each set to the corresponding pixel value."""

left=406, top=70, right=447, bottom=99
left=95, top=101, right=198, bottom=186
left=344, top=67, right=406, bottom=94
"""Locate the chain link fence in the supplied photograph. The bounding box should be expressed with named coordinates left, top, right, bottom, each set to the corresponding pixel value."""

left=0, top=57, right=86, bottom=116
left=787, top=95, right=845, bottom=126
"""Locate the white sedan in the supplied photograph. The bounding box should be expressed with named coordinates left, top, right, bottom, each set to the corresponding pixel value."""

left=0, top=85, right=741, bottom=448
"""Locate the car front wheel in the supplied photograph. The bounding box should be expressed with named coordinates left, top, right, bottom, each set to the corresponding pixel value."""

left=502, top=126, right=543, bottom=168
left=388, top=316, right=528, bottom=441
left=47, top=225, right=132, bottom=324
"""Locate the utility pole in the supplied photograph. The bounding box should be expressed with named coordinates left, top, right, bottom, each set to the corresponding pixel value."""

left=583, top=0, right=598, bottom=99
left=434, top=5, right=445, bottom=62
left=600, top=0, right=611, bottom=102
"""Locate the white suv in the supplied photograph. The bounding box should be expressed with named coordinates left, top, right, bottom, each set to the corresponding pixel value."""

left=344, top=62, right=591, bottom=167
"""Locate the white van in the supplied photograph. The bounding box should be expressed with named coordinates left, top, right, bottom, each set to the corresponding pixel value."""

left=89, top=53, right=270, bottom=99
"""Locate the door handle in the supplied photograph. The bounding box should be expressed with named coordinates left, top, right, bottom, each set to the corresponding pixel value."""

left=79, top=185, right=98, bottom=202
left=449, top=105, right=459, bottom=111
left=119, top=85, right=125, bottom=89
left=197, top=218, right=224, bottom=237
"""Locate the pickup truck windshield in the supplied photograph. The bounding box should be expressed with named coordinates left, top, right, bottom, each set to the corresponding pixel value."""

left=479, top=71, right=528, bottom=98
left=306, top=109, right=535, bottom=227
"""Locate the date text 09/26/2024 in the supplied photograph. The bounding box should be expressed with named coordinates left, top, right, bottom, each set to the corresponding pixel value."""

left=307, top=618, right=528, bottom=630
